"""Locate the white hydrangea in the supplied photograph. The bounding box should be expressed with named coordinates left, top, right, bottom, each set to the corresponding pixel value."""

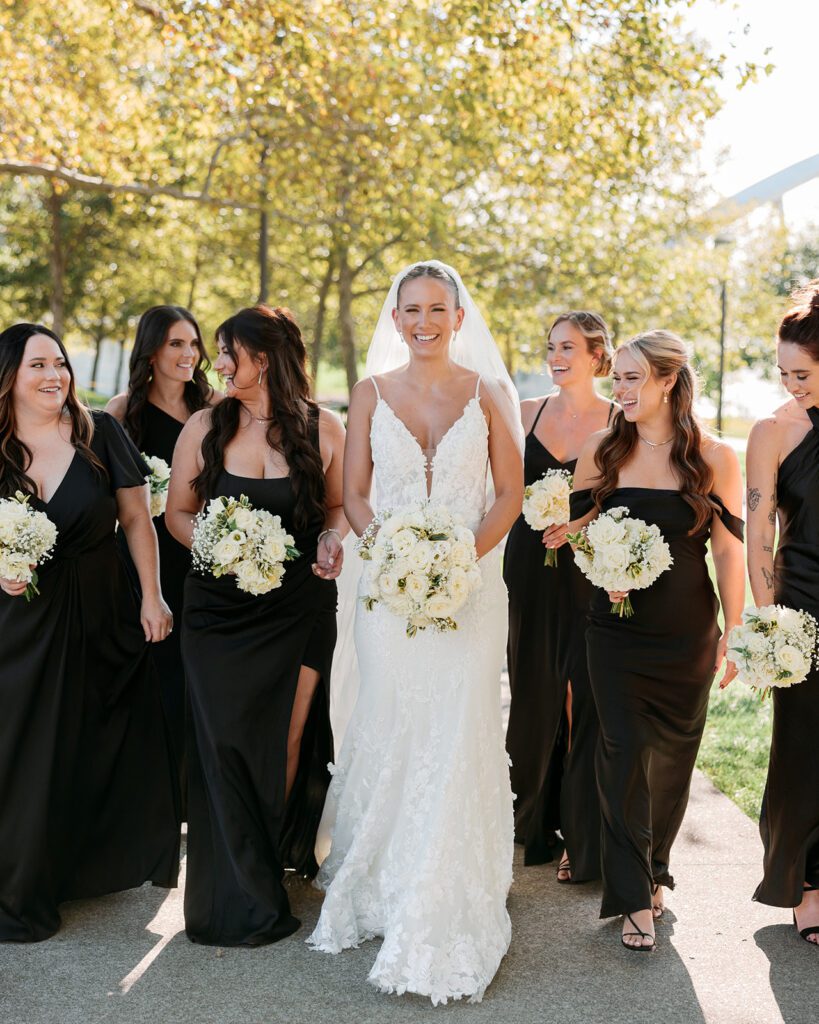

left=357, top=500, right=482, bottom=637
left=727, top=604, right=817, bottom=697
left=0, top=491, right=58, bottom=600
left=567, top=506, right=673, bottom=618
left=191, top=493, right=299, bottom=595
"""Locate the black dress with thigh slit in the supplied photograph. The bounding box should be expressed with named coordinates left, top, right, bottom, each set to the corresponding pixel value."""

left=118, top=402, right=191, bottom=810
left=754, top=405, right=819, bottom=906
left=0, top=412, right=180, bottom=942
left=182, top=411, right=337, bottom=946
left=504, top=398, right=607, bottom=878
left=570, top=486, right=743, bottom=918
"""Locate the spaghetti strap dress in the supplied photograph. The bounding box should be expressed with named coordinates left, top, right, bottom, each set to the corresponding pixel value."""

left=182, top=407, right=337, bottom=946
left=0, top=411, right=180, bottom=942
left=504, top=398, right=612, bottom=878
left=754, top=405, right=819, bottom=905
left=570, top=486, right=743, bottom=917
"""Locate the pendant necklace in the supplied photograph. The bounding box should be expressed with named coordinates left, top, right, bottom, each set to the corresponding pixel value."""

left=637, top=432, right=673, bottom=451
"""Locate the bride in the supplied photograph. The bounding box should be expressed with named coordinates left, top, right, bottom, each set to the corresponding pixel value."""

left=308, top=261, right=524, bottom=1004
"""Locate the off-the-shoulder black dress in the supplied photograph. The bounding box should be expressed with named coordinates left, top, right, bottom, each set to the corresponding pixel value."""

left=754, top=405, right=819, bottom=906
left=570, top=486, right=743, bottom=917
left=0, top=412, right=180, bottom=942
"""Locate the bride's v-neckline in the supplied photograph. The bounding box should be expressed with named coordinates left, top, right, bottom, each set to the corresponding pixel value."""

left=375, top=396, right=481, bottom=499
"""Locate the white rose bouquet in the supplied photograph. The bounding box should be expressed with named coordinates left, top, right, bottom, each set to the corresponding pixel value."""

left=357, top=501, right=482, bottom=637
left=142, top=453, right=171, bottom=518
left=0, top=491, right=58, bottom=601
left=567, top=506, right=673, bottom=618
left=727, top=605, right=817, bottom=699
left=191, top=493, right=299, bottom=596
left=521, top=468, right=573, bottom=567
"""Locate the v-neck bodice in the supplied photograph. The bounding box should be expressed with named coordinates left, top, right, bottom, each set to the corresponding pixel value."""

left=369, top=392, right=489, bottom=530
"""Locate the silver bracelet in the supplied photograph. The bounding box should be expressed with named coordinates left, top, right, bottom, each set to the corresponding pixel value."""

left=318, top=528, right=341, bottom=544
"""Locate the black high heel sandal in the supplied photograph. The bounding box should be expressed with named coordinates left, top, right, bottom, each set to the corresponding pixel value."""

left=557, top=856, right=572, bottom=884
left=793, top=884, right=819, bottom=946
left=652, top=882, right=664, bottom=920
left=621, top=913, right=656, bottom=953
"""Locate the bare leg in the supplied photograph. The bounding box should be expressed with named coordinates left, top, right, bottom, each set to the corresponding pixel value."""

left=285, top=665, right=321, bottom=802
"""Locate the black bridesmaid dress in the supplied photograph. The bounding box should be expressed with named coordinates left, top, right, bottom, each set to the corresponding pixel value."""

left=119, top=402, right=191, bottom=806
left=570, top=486, right=743, bottom=917
left=504, top=397, right=607, bottom=878
left=0, top=412, right=180, bottom=942
left=182, top=411, right=337, bottom=946
left=754, top=406, right=819, bottom=906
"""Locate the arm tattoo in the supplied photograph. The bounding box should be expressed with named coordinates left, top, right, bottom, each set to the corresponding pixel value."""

left=768, top=492, right=777, bottom=525
left=763, top=545, right=773, bottom=553
left=762, top=566, right=775, bottom=590
left=748, top=487, right=761, bottom=511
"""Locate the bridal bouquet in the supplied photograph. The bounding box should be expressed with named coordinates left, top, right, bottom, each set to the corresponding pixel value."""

left=357, top=502, right=482, bottom=637
left=521, top=468, right=573, bottom=567
left=191, top=494, right=299, bottom=596
left=727, top=605, right=817, bottom=699
left=0, top=491, right=58, bottom=601
left=142, top=453, right=171, bottom=517
left=567, top=506, right=673, bottom=618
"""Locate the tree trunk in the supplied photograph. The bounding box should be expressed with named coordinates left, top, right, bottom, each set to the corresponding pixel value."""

left=337, top=250, right=358, bottom=395
left=116, top=338, right=129, bottom=393
left=89, top=332, right=104, bottom=393
left=311, top=255, right=335, bottom=394
left=46, top=185, right=65, bottom=336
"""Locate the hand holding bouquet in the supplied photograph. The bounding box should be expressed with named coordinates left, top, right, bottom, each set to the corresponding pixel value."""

left=727, top=605, right=817, bottom=699
left=567, top=506, right=673, bottom=618
left=0, top=491, right=58, bottom=601
left=142, top=453, right=171, bottom=517
left=191, top=494, right=299, bottom=596
left=522, top=469, right=573, bottom=567
left=357, top=501, right=482, bottom=637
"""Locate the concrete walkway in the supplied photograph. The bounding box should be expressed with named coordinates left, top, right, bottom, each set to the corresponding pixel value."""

left=1, top=769, right=816, bottom=1024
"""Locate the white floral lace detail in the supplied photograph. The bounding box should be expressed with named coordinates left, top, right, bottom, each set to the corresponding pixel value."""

left=308, top=384, right=513, bottom=1005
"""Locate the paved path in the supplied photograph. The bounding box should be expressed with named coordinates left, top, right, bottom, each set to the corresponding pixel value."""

left=1, top=768, right=816, bottom=1024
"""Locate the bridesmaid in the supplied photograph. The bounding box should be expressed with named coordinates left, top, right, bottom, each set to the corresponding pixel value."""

left=0, top=324, right=179, bottom=942
left=504, top=311, right=614, bottom=880
left=745, top=283, right=819, bottom=945
left=569, top=330, right=744, bottom=951
left=107, top=306, right=220, bottom=807
left=166, top=304, right=347, bottom=946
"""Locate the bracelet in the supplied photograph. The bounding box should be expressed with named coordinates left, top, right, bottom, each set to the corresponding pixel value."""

left=318, top=528, right=341, bottom=545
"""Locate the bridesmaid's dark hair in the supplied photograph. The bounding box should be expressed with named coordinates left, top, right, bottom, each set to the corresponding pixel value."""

left=124, top=305, right=213, bottom=448
left=778, top=280, right=819, bottom=359
left=591, top=330, right=718, bottom=534
left=0, top=323, right=105, bottom=498
left=548, top=310, right=614, bottom=377
left=193, top=306, right=325, bottom=530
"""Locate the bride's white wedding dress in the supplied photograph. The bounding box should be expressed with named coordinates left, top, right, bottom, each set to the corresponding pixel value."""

left=308, top=376, right=513, bottom=1005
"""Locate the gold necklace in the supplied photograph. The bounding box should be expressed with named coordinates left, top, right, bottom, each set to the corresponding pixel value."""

left=637, top=431, right=673, bottom=450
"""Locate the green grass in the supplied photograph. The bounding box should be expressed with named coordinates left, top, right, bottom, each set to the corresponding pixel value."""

left=78, top=388, right=110, bottom=408
left=697, top=685, right=772, bottom=819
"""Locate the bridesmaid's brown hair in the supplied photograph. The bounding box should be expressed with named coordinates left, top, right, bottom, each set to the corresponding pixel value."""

left=779, top=281, right=819, bottom=359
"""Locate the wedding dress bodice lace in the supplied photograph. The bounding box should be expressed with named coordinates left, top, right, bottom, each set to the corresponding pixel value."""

left=308, top=376, right=513, bottom=1006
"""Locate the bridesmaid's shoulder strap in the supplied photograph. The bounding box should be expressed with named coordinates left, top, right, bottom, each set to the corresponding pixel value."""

left=370, top=376, right=382, bottom=401
left=529, top=397, right=549, bottom=433
left=710, top=493, right=745, bottom=541
left=607, top=401, right=616, bottom=425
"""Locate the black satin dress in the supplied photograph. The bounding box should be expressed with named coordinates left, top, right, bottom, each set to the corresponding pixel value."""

left=570, top=486, right=743, bottom=918
left=0, top=412, right=180, bottom=942
left=754, top=406, right=819, bottom=906
left=504, top=398, right=608, bottom=878
left=182, top=414, right=337, bottom=947
left=118, top=402, right=191, bottom=807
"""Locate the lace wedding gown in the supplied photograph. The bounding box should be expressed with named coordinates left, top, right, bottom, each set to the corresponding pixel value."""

left=308, top=378, right=513, bottom=1005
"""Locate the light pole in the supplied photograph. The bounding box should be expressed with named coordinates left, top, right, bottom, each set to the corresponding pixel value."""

left=714, top=234, right=734, bottom=436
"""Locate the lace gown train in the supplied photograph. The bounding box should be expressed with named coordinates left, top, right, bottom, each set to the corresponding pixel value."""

left=308, top=379, right=513, bottom=1005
